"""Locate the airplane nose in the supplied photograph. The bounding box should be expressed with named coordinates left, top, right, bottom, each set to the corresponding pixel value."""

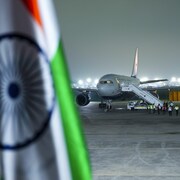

left=97, top=83, right=104, bottom=93
left=97, top=83, right=115, bottom=96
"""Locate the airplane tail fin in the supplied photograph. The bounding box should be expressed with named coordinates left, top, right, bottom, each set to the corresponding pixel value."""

left=131, top=48, right=138, bottom=78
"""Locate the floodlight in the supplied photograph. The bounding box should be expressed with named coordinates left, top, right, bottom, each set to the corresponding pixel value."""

left=86, top=78, right=92, bottom=83
left=78, top=80, right=83, bottom=85
left=171, top=77, right=176, bottom=82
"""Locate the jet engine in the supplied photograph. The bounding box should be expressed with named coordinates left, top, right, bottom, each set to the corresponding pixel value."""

left=76, top=93, right=90, bottom=106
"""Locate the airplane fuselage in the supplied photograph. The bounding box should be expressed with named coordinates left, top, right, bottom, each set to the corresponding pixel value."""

left=97, top=74, right=140, bottom=98
left=75, top=48, right=166, bottom=108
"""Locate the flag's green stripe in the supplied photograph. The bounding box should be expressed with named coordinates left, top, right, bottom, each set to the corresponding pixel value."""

left=51, top=42, right=92, bottom=180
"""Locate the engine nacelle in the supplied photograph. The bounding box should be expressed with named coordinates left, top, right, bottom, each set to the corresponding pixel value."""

left=76, top=93, right=90, bottom=106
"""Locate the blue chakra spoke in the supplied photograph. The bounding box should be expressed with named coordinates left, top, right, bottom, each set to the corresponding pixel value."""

left=0, top=34, right=54, bottom=150
left=23, top=62, right=42, bottom=81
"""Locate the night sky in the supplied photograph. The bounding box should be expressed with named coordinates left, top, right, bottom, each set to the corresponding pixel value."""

left=54, top=0, right=180, bottom=82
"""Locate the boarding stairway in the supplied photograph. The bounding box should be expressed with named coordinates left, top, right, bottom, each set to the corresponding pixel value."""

left=122, top=84, right=163, bottom=106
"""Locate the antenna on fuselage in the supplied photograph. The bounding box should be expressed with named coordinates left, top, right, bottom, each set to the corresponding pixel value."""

left=131, top=48, right=138, bottom=78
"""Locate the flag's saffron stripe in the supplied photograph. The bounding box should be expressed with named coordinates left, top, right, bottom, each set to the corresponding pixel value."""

left=51, top=42, right=92, bottom=180
left=21, top=0, right=43, bottom=27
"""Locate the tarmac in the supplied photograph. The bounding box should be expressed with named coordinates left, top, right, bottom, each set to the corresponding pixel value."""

left=79, top=102, right=180, bottom=180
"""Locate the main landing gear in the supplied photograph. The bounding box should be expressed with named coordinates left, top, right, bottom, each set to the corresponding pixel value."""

left=99, top=100, right=112, bottom=112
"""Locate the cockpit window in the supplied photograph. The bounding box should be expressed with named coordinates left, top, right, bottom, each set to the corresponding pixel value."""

left=99, top=80, right=113, bottom=84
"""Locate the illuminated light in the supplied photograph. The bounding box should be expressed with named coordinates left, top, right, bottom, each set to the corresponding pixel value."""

left=177, top=78, right=180, bottom=83
left=86, top=78, right=92, bottom=83
left=94, top=79, right=99, bottom=85
left=78, top=80, right=83, bottom=85
left=171, top=77, right=176, bottom=82
left=140, top=77, right=149, bottom=82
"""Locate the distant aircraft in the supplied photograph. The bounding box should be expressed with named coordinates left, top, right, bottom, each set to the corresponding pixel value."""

left=75, top=48, right=168, bottom=111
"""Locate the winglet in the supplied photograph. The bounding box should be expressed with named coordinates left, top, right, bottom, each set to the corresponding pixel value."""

left=131, top=48, right=138, bottom=78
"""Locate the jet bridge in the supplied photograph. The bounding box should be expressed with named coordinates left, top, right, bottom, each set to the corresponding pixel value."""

left=122, top=84, right=163, bottom=106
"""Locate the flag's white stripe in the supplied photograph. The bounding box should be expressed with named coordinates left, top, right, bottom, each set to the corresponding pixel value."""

left=38, top=0, right=60, bottom=60
left=2, top=152, right=16, bottom=180
left=2, top=128, right=60, bottom=180
left=51, top=103, right=72, bottom=180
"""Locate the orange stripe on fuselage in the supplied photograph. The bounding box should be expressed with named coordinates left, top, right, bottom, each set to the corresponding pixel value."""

left=21, top=0, right=42, bottom=27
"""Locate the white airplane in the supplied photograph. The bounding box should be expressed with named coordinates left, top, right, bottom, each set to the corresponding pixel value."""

left=75, top=48, right=168, bottom=110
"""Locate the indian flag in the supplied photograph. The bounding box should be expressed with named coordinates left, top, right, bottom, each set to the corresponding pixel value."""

left=0, top=0, right=91, bottom=180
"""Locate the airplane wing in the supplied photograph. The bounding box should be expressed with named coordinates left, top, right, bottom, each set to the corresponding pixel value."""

left=140, top=79, right=168, bottom=84
left=73, top=87, right=99, bottom=96
left=141, top=84, right=180, bottom=91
